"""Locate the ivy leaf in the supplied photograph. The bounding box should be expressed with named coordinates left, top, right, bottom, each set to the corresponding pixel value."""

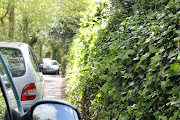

left=145, top=37, right=151, bottom=43
left=149, top=46, right=158, bottom=53
left=166, top=30, right=173, bottom=34
left=102, top=82, right=109, bottom=94
left=154, top=28, right=160, bottom=35
left=140, top=52, right=150, bottom=61
left=151, top=53, right=161, bottom=64
left=99, top=75, right=108, bottom=80
left=173, top=37, right=179, bottom=42
left=161, top=116, right=168, bottom=120
left=151, top=25, right=156, bottom=29
left=176, top=30, right=180, bottom=34
left=122, top=49, right=134, bottom=60
left=177, top=54, right=180, bottom=61
left=96, top=92, right=101, bottom=98
left=168, top=50, right=177, bottom=58
left=170, top=63, right=180, bottom=74
left=158, top=47, right=165, bottom=53
left=161, top=81, right=168, bottom=93
left=169, top=110, right=178, bottom=120
left=168, top=0, right=174, bottom=6
left=168, top=13, right=173, bottom=18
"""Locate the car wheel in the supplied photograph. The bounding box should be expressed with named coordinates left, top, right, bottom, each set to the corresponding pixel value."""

left=56, top=70, right=59, bottom=74
left=42, top=70, right=45, bottom=74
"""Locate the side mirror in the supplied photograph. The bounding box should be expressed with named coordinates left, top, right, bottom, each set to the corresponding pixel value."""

left=21, top=100, right=81, bottom=120
left=39, top=64, right=43, bottom=72
left=33, top=103, right=79, bottom=120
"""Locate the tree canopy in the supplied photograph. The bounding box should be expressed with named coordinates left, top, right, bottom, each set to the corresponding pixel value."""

left=0, top=0, right=90, bottom=64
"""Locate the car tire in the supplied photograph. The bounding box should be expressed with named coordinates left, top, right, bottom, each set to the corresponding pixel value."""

left=42, top=70, right=45, bottom=74
left=56, top=70, right=59, bottom=75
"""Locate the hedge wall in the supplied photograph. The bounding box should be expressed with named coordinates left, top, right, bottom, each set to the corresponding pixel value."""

left=66, top=0, right=180, bottom=119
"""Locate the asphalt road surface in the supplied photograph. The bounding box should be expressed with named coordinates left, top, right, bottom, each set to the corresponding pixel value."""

left=42, top=72, right=66, bottom=100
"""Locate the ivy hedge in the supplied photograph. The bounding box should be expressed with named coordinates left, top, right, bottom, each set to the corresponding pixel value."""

left=66, top=0, right=180, bottom=119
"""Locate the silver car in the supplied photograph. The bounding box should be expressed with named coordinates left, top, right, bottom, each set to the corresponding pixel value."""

left=0, top=42, right=43, bottom=111
left=42, top=59, right=60, bottom=74
left=0, top=52, right=81, bottom=120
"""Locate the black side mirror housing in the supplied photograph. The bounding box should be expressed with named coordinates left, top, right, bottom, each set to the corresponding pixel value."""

left=39, top=64, right=43, bottom=72
left=18, top=99, right=81, bottom=120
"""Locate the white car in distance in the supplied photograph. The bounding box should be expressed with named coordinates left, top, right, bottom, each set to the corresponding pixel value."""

left=42, top=58, right=60, bottom=74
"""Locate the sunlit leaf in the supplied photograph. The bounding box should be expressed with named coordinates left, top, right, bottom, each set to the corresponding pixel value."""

left=176, top=30, right=180, bottom=34
left=162, top=116, right=168, bottom=120
left=151, top=54, right=161, bottom=63
left=168, top=0, right=174, bottom=6
left=96, top=92, right=101, bottom=98
left=140, top=52, right=150, bottom=61
left=170, top=63, right=180, bottom=72
left=161, top=81, right=168, bottom=93
left=102, top=82, right=109, bottom=94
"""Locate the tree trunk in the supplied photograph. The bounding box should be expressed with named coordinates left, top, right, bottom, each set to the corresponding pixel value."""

left=39, top=40, right=43, bottom=63
left=23, top=17, right=29, bottom=43
left=0, top=19, right=5, bottom=34
left=29, top=34, right=37, bottom=47
left=8, top=6, right=15, bottom=40
left=0, top=2, right=10, bottom=36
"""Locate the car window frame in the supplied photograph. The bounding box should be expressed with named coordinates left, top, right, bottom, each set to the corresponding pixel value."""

left=28, top=46, right=40, bottom=72
left=0, top=53, right=24, bottom=115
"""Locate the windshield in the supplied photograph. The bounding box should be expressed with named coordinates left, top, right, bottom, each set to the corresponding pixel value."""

left=45, top=61, right=58, bottom=65
left=0, top=47, right=25, bottom=77
left=50, top=61, right=58, bottom=65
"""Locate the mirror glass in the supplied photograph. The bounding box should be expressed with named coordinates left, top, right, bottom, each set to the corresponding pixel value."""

left=33, top=103, right=79, bottom=120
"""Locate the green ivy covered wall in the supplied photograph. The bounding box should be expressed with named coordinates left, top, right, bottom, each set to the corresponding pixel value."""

left=66, top=0, right=180, bottom=119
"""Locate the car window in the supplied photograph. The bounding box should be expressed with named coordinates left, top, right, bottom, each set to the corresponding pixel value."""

left=45, top=61, right=59, bottom=65
left=0, top=60, right=18, bottom=113
left=49, top=61, right=57, bottom=65
left=0, top=88, right=7, bottom=119
left=51, top=61, right=58, bottom=65
left=0, top=47, right=25, bottom=77
left=28, top=47, right=39, bottom=72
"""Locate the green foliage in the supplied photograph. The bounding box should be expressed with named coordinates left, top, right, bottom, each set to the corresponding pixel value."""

left=66, top=0, right=180, bottom=119
left=48, top=0, right=94, bottom=72
left=0, top=91, right=6, bottom=118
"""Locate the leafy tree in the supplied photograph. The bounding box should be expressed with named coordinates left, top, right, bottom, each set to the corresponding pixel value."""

left=48, top=0, right=91, bottom=72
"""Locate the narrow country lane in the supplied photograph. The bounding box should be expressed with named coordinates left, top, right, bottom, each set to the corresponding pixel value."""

left=42, top=71, right=66, bottom=101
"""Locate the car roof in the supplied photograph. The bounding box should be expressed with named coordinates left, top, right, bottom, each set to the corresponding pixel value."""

left=0, top=42, right=29, bottom=49
left=43, top=58, right=51, bottom=62
left=51, top=60, right=57, bottom=62
left=43, top=59, right=58, bottom=64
